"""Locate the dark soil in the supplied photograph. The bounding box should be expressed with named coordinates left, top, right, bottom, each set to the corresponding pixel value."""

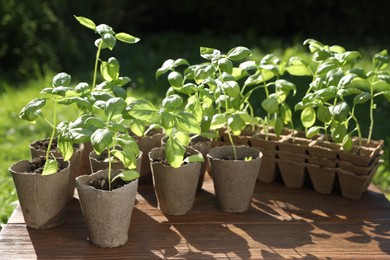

left=89, top=176, right=131, bottom=191
left=29, top=157, right=61, bottom=175
left=152, top=152, right=191, bottom=166
left=32, top=138, right=58, bottom=152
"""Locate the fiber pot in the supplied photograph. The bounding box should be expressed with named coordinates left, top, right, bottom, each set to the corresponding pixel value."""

left=277, top=159, right=307, bottom=189
left=308, top=140, right=340, bottom=160
left=9, top=159, right=70, bottom=229
left=250, top=134, right=280, bottom=184
left=207, top=145, right=262, bottom=213
left=306, top=164, right=336, bottom=195
left=30, top=138, right=82, bottom=200
left=76, top=169, right=138, bottom=248
left=190, top=136, right=212, bottom=191
left=337, top=168, right=369, bottom=200
left=149, top=147, right=201, bottom=215
left=134, top=132, right=164, bottom=183
left=89, top=150, right=142, bottom=174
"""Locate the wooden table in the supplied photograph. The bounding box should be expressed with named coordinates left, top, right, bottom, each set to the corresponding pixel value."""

left=1, top=174, right=390, bottom=259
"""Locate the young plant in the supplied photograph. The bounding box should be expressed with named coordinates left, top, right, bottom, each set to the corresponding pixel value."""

left=190, top=46, right=254, bottom=159
left=155, top=58, right=217, bottom=139
left=240, top=54, right=297, bottom=138
left=19, top=72, right=74, bottom=175
left=74, top=16, right=140, bottom=93
left=82, top=97, right=140, bottom=191
left=126, top=96, right=204, bottom=168
left=291, top=39, right=365, bottom=150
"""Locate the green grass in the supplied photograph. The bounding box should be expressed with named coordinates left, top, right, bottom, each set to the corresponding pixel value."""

left=1, top=35, right=389, bottom=228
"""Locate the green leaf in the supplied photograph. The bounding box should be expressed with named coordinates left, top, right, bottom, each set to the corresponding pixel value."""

left=91, top=128, right=113, bottom=154
left=373, top=49, right=389, bottom=70
left=105, top=97, right=127, bottom=118
left=52, top=72, right=71, bottom=87
left=210, top=113, right=226, bottom=130
left=301, top=107, right=316, bottom=128
left=280, top=103, right=292, bottom=124
left=218, top=58, right=233, bottom=74
left=331, top=124, right=347, bottom=143
left=19, top=98, right=46, bottom=122
left=274, top=117, right=284, bottom=136
left=222, top=81, right=240, bottom=98
left=126, top=99, right=160, bottom=123
left=184, top=153, right=204, bottom=164
left=168, top=71, right=183, bottom=89
left=96, top=24, right=114, bottom=35
left=100, top=57, right=120, bottom=81
left=57, top=138, right=74, bottom=161
left=306, top=126, right=321, bottom=138
left=342, top=134, right=353, bottom=152
left=200, top=47, right=221, bottom=60
left=239, top=60, right=257, bottom=71
left=112, top=170, right=140, bottom=183
left=236, top=111, right=252, bottom=124
left=116, top=134, right=140, bottom=156
left=330, top=102, right=349, bottom=122
left=186, top=99, right=203, bottom=123
left=174, top=132, right=190, bottom=147
left=317, top=105, right=332, bottom=123
left=166, top=137, right=186, bottom=168
left=227, top=46, right=251, bottom=61
left=74, top=15, right=96, bottom=30
left=275, top=79, right=296, bottom=96
left=261, top=97, right=279, bottom=114
left=353, top=92, right=371, bottom=105
left=317, top=61, right=339, bottom=76
left=102, top=33, right=116, bottom=50
left=176, top=112, right=201, bottom=134
left=162, top=111, right=176, bottom=130
left=115, top=32, right=140, bottom=44
left=112, top=149, right=137, bottom=169
left=162, top=94, right=183, bottom=110
left=156, top=59, right=174, bottom=79
left=128, top=119, right=145, bottom=137
left=304, top=38, right=324, bottom=53
left=286, top=57, right=312, bottom=76
left=42, top=159, right=59, bottom=176
left=228, top=114, right=246, bottom=135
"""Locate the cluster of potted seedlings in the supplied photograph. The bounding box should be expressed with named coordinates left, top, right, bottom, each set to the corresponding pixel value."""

left=9, top=17, right=389, bottom=248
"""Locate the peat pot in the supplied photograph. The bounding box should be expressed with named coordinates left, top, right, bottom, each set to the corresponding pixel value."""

left=149, top=147, right=201, bottom=215
left=89, top=150, right=142, bottom=174
left=207, top=145, right=262, bottom=213
left=9, top=159, right=70, bottom=229
left=76, top=169, right=138, bottom=248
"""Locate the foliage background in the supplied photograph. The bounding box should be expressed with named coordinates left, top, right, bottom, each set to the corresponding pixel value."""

left=0, top=0, right=389, bottom=227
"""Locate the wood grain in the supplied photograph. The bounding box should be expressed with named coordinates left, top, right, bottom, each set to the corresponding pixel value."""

left=1, top=173, right=390, bottom=259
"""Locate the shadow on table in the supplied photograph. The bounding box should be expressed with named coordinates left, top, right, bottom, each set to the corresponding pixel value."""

left=26, top=199, right=182, bottom=259
left=241, top=181, right=390, bottom=257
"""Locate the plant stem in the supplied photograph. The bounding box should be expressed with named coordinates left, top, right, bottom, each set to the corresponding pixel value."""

left=351, top=106, right=362, bottom=148
left=226, top=126, right=237, bottom=160
left=45, top=96, right=58, bottom=163
left=368, top=77, right=376, bottom=144
left=92, top=40, right=103, bottom=91
left=107, top=147, right=112, bottom=191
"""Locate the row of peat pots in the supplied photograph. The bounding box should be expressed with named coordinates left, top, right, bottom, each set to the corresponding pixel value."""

left=8, top=128, right=384, bottom=248
left=227, top=129, right=384, bottom=200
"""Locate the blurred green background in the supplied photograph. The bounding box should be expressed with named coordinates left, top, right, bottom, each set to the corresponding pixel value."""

left=1, top=0, right=389, bottom=227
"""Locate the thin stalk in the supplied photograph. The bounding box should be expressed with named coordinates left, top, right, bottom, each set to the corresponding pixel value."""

left=45, top=96, right=58, bottom=163
left=92, top=40, right=103, bottom=91
left=367, top=74, right=377, bottom=144
left=107, top=147, right=112, bottom=191
left=350, top=106, right=362, bottom=148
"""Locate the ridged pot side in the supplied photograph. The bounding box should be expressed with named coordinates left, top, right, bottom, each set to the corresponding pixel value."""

left=207, top=145, right=262, bottom=213
left=30, top=138, right=83, bottom=200
left=149, top=147, right=201, bottom=215
left=76, top=169, right=138, bottom=248
left=9, top=160, right=70, bottom=229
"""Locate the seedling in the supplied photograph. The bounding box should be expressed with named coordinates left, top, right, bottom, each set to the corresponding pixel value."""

left=20, top=72, right=74, bottom=175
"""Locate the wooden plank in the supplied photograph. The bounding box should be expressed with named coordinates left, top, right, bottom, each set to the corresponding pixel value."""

left=1, top=174, right=390, bottom=259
